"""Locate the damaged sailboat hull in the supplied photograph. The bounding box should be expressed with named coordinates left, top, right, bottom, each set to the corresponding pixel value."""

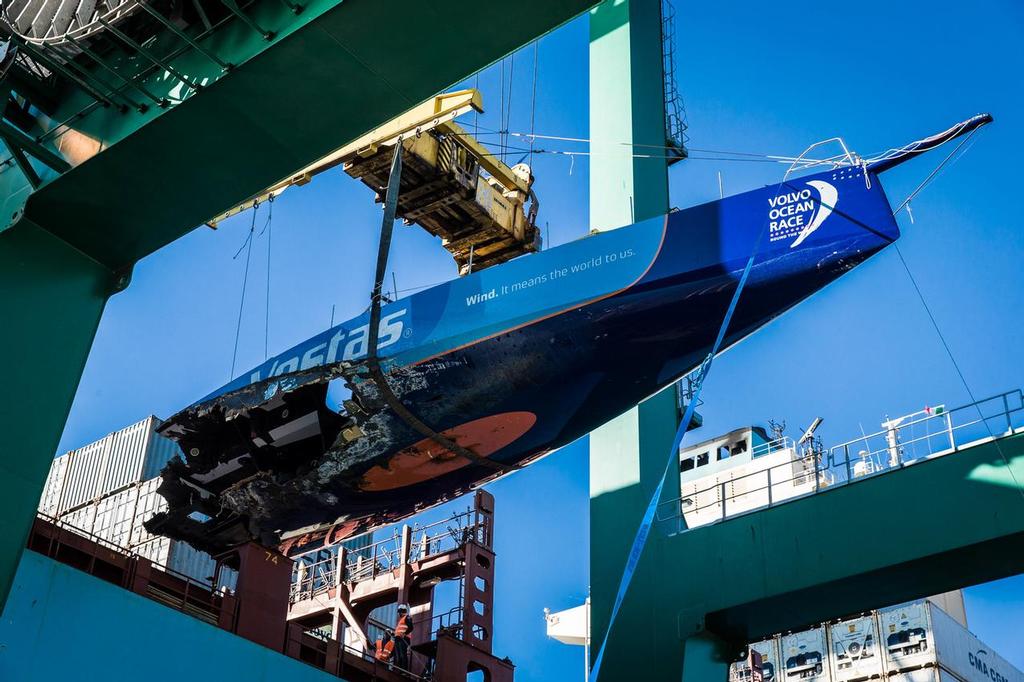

left=147, top=166, right=901, bottom=557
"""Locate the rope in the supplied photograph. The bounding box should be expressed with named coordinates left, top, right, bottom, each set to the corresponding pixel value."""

left=229, top=201, right=259, bottom=380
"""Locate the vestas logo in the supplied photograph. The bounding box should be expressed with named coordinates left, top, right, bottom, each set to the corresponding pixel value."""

left=247, top=309, right=408, bottom=385
left=767, top=180, right=838, bottom=248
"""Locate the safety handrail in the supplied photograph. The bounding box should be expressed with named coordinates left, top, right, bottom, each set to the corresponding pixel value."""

left=289, top=503, right=489, bottom=603
left=658, top=389, right=1024, bottom=533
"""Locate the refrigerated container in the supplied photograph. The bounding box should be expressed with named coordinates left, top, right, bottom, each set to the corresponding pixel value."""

left=879, top=601, right=1023, bottom=682
left=781, top=627, right=830, bottom=682
left=829, top=615, right=882, bottom=681
left=731, top=638, right=781, bottom=682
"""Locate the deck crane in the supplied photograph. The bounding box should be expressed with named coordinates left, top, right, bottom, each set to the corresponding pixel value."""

left=209, top=89, right=541, bottom=274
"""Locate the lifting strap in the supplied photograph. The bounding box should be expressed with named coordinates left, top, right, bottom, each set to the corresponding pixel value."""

left=588, top=200, right=772, bottom=682
left=363, top=145, right=516, bottom=474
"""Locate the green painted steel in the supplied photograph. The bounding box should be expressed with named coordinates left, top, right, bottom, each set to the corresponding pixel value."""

left=604, top=433, right=1024, bottom=681
left=0, top=0, right=598, bottom=608
left=0, top=550, right=338, bottom=681
left=587, top=1, right=711, bottom=680
left=0, top=220, right=116, bottom=618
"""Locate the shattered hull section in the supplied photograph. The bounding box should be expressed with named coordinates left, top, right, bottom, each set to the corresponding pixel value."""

left=145, top=355, right=525, bottom=556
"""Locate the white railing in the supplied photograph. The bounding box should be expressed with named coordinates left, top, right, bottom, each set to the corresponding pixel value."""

left=658, top=389, right=1024, bottom=535
left=289, top=504, right=488, bottom=603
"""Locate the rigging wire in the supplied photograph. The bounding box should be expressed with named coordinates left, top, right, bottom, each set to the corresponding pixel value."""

left=892, top=128, right=979, bottom=215
left=501, top=53, right=515, bottom=163
left=261, top=196, right=274, bottom=361
left=885, top=125, right=1024, bottom=500
left=529, top=40, right=539, bottom=168
left=229, top=201, right=259, bottom=380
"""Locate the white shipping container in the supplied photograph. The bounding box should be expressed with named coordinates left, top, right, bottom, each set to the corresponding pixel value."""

left=62, top=439, right=108, bottom=512
left=781, top=627, right=830, bottom=682
left=930, top=603, right=1023, bottom=682
left=39, top=454, right=70, bottom=517
left=889, top=669, right=942, bottom=682
left=829, top=615, right=883, bottom=681
left=731, top=638, right=782, bottom=682
left=91, top=485, right=140, bottom=548
left=61, top=503, right=97, bottom=537
left=879, top=601, right=936, bottom=673
left=48, top=416, right=180, bottom=514
left=134, top=536, right=173, bottom=566
left=129, top=478, right=168, bottom=548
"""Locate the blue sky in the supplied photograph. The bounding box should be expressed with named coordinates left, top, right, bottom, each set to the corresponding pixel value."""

left=56, top=0, right=1023, bottom=677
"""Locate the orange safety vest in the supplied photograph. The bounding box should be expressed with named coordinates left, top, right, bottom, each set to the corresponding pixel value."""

left=394, top=614, right=412, bottom=639
left=375, top=637, right=394, bottom=661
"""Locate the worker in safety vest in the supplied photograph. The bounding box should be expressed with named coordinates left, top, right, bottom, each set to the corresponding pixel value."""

left=374, top=631, right=394, bottom=662
left=393, top=604, right=413, bottom=669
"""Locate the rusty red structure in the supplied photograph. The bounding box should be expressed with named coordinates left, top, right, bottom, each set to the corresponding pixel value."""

left=24, top=490, right=512, bottom=681
left=288, top=491, right=512, bottom=682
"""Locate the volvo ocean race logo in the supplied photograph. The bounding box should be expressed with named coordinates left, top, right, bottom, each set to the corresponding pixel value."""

left=768, top=180, right=838, bottom=248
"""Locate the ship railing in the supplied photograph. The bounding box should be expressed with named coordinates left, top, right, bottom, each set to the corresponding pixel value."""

left=290, top=505, right=487, bottom=601
left=290, top=554, right=338, bottom=603
left=29, top=513, right=237, bottom=629
left=825, top=389, right=1024, bottom=484
left=656, top=389, right=1024, bottom=535
left=751, top=436, right=795, bottom=458
left=284, top=621, right=426, bottom=681
left=428, top=606, right=465, bottom=641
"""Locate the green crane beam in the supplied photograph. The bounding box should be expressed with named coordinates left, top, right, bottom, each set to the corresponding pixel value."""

left=0, top=0, right=598, bottom=607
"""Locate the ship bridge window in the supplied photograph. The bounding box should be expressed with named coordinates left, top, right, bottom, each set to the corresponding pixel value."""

left=717, top=445, right=730, bottom=461
left=696, top=452, right=709, bottom=467
left=730, top=439, right=748, bottom=457
left=680, top=457, right=695, bottom=473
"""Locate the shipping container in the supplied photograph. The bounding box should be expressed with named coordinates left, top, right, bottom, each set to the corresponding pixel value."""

left=129, top=478, right=168, bottom=548
left=781, top=627, right=830, bottom=681
left=91, top=485, right=139, bottom=548
left=926, top=591, right=967, bottom=628
left=47, top=416, right=180, bottom=514
left=895, top=602, right=1022, bottom=682
left=61, top=503, right=97, bottom=538
left=829, top=614, right=883, bottom=681
left=748, top=601, right=1021, bottom=682
left=731, top=638, right=782, bottom=682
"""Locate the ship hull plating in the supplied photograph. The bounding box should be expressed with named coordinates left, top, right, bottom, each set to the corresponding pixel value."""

left=148, top=168, right=899, bottom=556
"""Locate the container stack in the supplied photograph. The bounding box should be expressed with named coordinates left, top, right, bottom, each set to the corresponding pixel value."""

left=730, top=600, right=1022, bottom=682
left=37, top=416, right=227, bottom=586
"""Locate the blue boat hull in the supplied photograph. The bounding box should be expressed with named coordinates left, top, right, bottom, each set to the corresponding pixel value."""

left=148, top=167, right=899, bottom=556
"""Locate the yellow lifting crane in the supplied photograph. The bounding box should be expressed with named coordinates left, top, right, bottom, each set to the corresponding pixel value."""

left=209, top=89, right=540, bottom=274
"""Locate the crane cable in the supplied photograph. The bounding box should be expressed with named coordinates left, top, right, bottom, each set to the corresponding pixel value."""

left=229, top=200, right=259, bottom=380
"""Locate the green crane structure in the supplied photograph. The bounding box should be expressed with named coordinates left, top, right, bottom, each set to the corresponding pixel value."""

left=0, top=0, right=597, bottom=609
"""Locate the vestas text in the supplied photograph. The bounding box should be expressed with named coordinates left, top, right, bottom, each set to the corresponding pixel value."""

left=248, top=309, right=407, bottom=384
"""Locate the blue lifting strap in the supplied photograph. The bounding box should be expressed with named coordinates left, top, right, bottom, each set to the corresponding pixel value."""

left=588, top=210, right=770, bottom=682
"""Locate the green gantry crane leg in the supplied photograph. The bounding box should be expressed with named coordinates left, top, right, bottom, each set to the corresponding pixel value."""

left=588, top=1, right=732, bottom=679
